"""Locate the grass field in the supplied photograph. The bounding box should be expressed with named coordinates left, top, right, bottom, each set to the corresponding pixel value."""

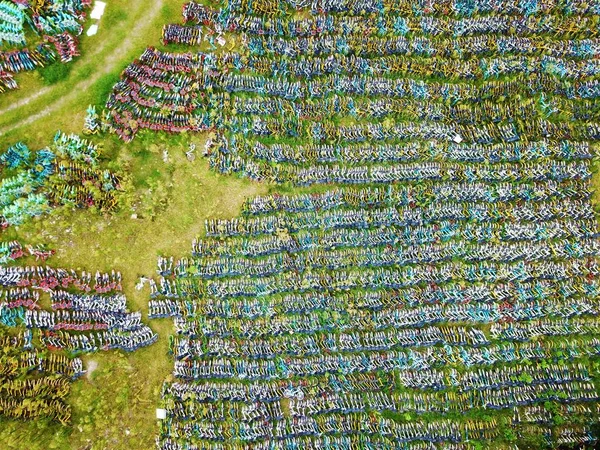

left=0, top=134, right=268, bottom=449
left=0, top=1, right=271, bottom=448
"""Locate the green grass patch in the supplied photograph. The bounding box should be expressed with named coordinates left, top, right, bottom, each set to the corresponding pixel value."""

left=91, top=72, right=123, bottom=106
left=103, top=7, right=129, bottom=29
left=38, top=63, right=73, bottom=85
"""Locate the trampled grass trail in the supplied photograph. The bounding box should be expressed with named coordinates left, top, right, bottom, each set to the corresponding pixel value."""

left=0, top=0, right=185, bottom=143
left=0, top=0, right=163, bottom=136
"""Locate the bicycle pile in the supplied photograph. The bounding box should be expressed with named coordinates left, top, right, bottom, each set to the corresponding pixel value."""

left=0, top=244, right=157, bottom=424
left=152, top=182, right=600, bottom=448
left=0, top=131, right=121, bottom=230
left=0, top=239, right=54, bottom=264
left=106, top=1, right=600, bottom=152
left=0, top=0, right=90, bottom=92
left=105, top=0, right=600, bottom=447
left=0, top=327, right=83, bottom=424
left=0, top=267, right=157, bottom=353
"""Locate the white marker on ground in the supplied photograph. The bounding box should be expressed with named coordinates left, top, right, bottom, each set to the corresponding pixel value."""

left=87, top=24, right=98, bottom=36
left=90, top=1, right=107, bottom=20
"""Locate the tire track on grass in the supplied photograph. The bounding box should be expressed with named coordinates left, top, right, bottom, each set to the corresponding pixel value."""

left=0, top=0, right=164, bottom=135
left=0, top=20, right=139, bottom=117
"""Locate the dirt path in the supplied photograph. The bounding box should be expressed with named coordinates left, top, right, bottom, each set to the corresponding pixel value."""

left=0, top=18, right=131, bottom=117
left=0, top=87, right=50, bottom=117
left=0, top=0, right=164, bottom=135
